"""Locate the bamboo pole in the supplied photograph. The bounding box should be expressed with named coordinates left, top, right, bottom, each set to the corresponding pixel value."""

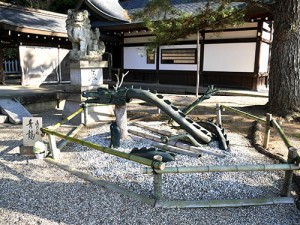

left=271, top=119, right=293, bottom=149
left=128, top=129, right=226, bottom=158
left=133, top=123, right=201, bottom=146
left=41, top=128, right=165, bottom=170
left=143, top=164, right=300, bottom=174
left=263, top=113, right=272, bottom=149
left=152, top=142, right=201, bottom=158
left=57, top=123, right=85, bottom=151
left=166, top=134, right=202, bottom=147
left=48, top=107, right=84, bottom=130
left=155, top=197, right=294, bottom=208
left=45, top=157, right=155, bottom=206
left=220, top=105, right=266, bottom=124
left=281, top=147, right=298, bottom=197
left=132, top=122, right=174, bottom=137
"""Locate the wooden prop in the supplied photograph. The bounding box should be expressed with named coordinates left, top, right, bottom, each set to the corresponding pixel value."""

left=41, top=127, right=165, bottom=170
left=128, top=129, right=226, bottom=158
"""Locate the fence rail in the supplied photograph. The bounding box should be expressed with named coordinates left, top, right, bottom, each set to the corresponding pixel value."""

left=38, top=102, right=300, bottom=209
left=3, top=60, right=20, bottom=74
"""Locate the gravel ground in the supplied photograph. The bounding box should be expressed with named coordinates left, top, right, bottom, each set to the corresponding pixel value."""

left=0, top=94, right=300, bottom=225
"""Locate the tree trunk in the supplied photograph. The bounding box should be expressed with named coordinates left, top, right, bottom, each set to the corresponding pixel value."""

left=114, top=104, right=128, bottom=139
left=269, top=0, right=300, bottom=116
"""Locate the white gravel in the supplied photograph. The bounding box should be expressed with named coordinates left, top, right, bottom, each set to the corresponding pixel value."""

left=0, top=108, right=300, bottom=225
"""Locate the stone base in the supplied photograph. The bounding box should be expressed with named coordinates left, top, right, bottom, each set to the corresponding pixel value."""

left=64, top=59, right=113, bottom=125
left=19, top=145, right=34, bottom=156
left=69, top=60, right=108, bottom=87
left=62, top=99, right=115, bottom=125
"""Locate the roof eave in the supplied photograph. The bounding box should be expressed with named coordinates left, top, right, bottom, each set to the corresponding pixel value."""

left=0, top=23, right=68, bottom=37
left=83, top=0, right=130, bottom=23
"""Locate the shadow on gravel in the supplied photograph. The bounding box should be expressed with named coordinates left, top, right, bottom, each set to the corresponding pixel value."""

left=1, top=159, right=297, bottom=225
left=0, top=142, right=22, bottom=158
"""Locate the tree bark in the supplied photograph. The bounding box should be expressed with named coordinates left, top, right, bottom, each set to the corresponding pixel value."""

left=114, top=104, right=128, bottom=139
left=269, top=0, right=300, bottom=116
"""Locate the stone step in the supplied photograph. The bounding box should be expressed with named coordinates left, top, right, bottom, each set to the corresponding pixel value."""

left=0, top=99, right=32, bottom=124
left=0, top=114, right=8, bottom=123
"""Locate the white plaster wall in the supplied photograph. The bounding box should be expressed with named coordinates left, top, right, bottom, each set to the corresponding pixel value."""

left=59, top=48, right=71, bottom=82
left=206, top=30, right=257, bottom=40
left=123, top=46, right=156, bottom=70
left=263, top=22, right=271, bottom=31
left=20, top=46, right=59, bottom=86
left=159, top=45, right=198, bottom=71
left=262, top=31, right=271, bottom=41
left=259, top=42, right=270, bottom=73
left=124, top=36, right=154, bottom=44
left=203, top=43, right=256, bottom=72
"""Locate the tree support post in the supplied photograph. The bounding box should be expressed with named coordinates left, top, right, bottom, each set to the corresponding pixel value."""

left=48, top=134, right=60, bottom=159
left=263, top=113, right=272, bottom=149
left=114, top=104, right=128, bottom=139
left=281, top=147, right=298, bottom=197
left=81, top=104, right=88, bottom=126
left=216, top=104, right=222, bottom=126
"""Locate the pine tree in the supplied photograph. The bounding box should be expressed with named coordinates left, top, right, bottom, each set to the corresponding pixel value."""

left=134, top=0, right=300, bottom=118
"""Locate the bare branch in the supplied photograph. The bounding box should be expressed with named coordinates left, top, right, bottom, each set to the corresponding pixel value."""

left=113, top=71, right=120, bottom=91
left=118, top=71, right=129, bottom=89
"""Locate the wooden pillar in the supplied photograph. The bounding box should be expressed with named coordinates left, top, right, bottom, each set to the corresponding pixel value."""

left=155, top=46, right=160, bottom=84
left=252, top=21, right=263, bottom=90
left=0, top=48, right=5, bottom=84
left=196, top=30, right=200, bottom=97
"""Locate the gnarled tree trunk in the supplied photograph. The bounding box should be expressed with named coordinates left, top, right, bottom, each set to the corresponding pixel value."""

left=269, top=0, right=300, bottom=116
left=114, top=104, right=128, bottom=139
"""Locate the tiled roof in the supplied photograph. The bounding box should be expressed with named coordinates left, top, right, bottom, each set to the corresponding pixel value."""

left=93, top=0, right=272, bottom=30
left=0, top=2, right=67, bottom=36
left=119, top=0, right=274, bottom=21
left=120, top=0, right=245, bottom=16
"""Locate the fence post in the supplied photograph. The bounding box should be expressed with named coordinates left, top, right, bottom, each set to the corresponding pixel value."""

left=281, top=147, right=298, bottom=197
left=48, top=134, right=60, bottom=159
left=216, top=104, right=222, bottom=126
left=263, top=113, right=272, bottom=149
left=153, top=155, right=163, bottom=200
left=15, top=60, right=19, bottom=73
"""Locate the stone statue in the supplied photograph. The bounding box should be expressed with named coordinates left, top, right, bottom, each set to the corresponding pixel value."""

left=66, top=9, right=105, bottom=61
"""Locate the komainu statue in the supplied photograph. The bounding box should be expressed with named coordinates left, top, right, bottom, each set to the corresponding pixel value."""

left=66, top=9, right=105, bottom=60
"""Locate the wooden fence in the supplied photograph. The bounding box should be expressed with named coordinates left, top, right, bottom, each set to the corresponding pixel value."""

left=39, top=103, right=300, bottom=208
left=3, top=60, right=20, bottom=74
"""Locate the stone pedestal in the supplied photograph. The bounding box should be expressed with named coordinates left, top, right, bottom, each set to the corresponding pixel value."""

left=70, top=60, right=106, bottom=87
left=63, top=59, right=115, bottom=124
